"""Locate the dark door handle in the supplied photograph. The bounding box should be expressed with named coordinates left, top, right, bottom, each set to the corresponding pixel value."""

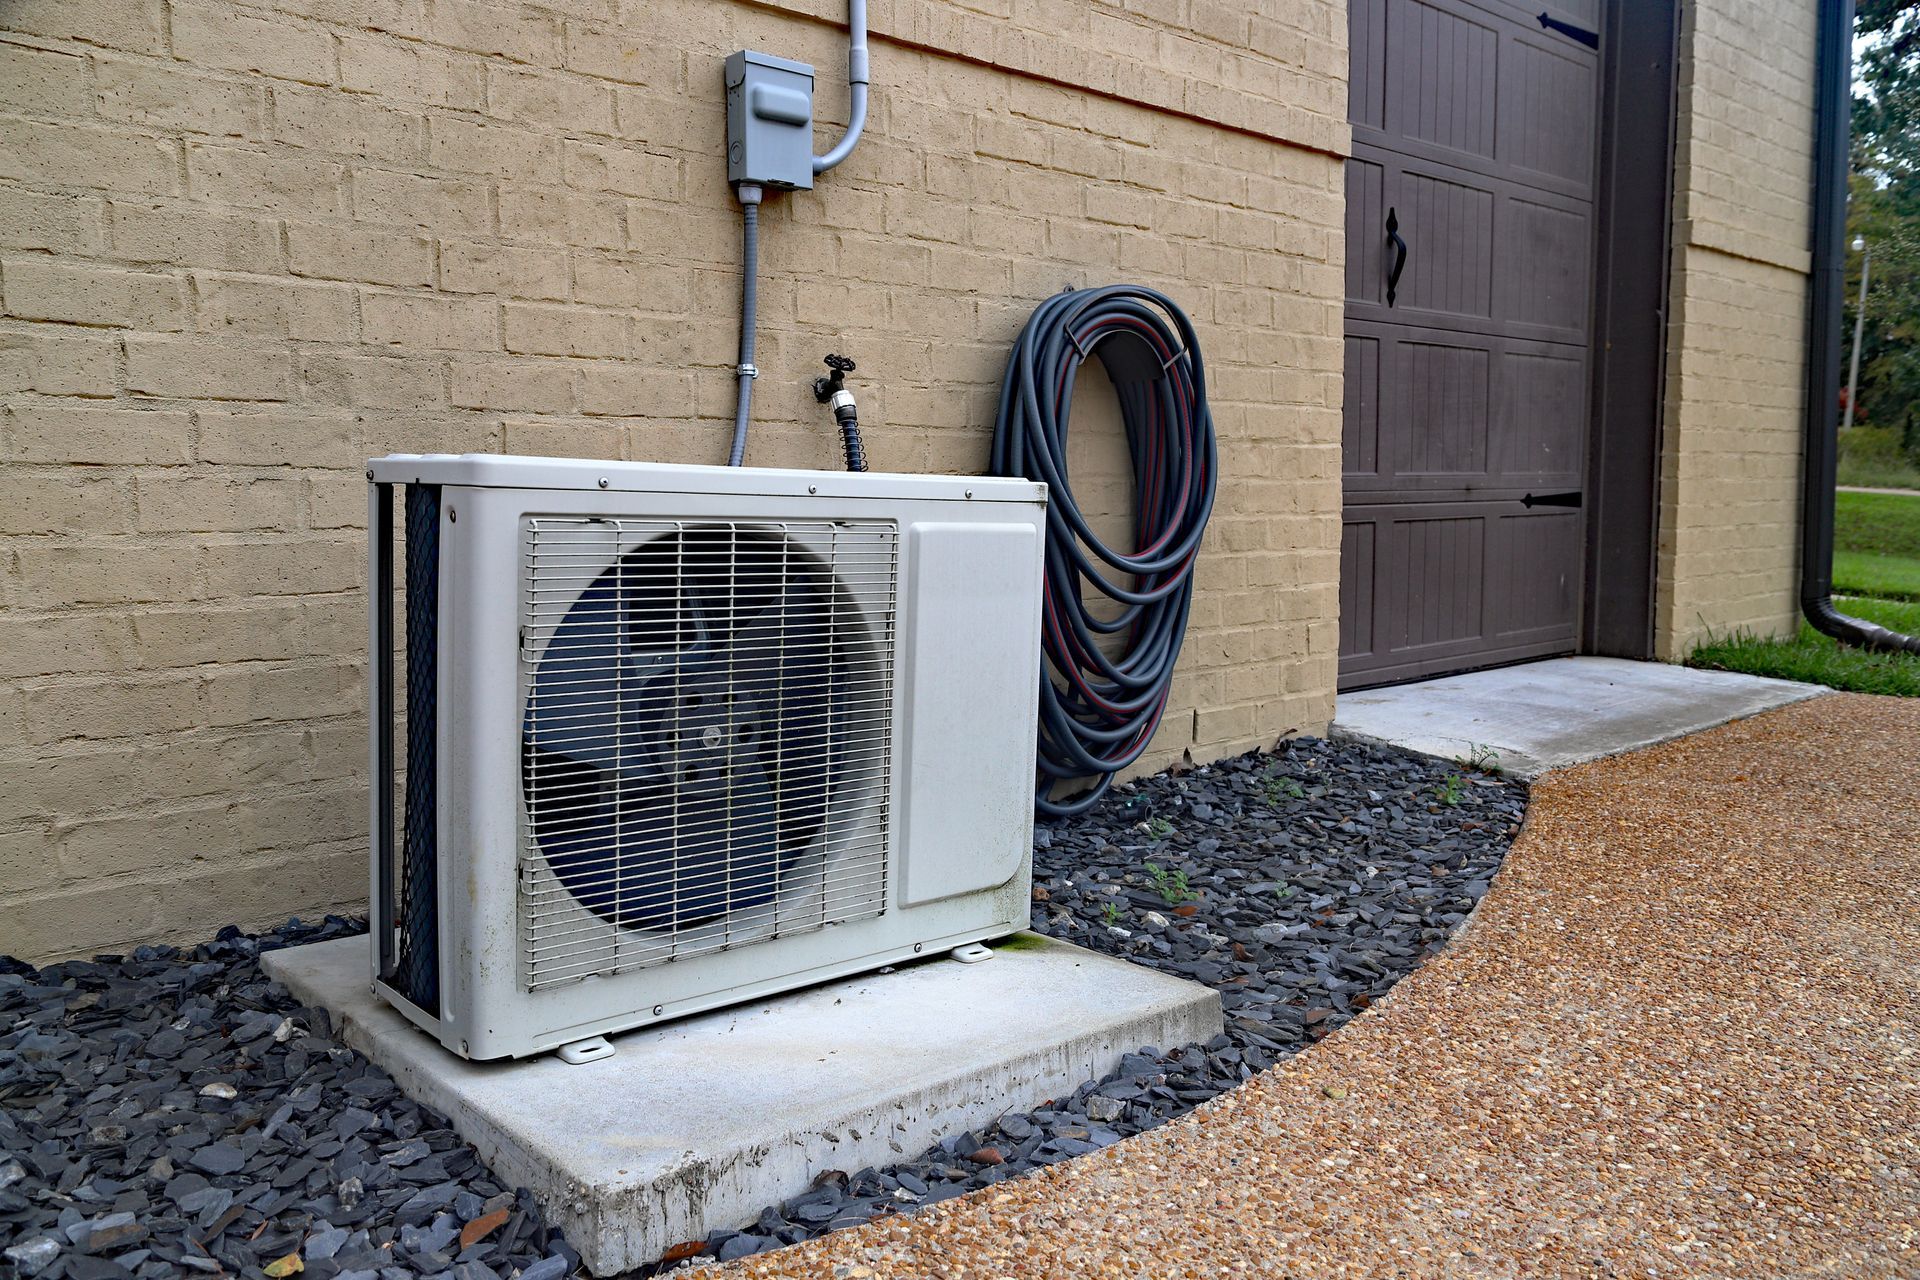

left=1521, top=491, right=1583, bottom=508
left=1537, top=12, right=1600, bottom=48
left=1385, top=207, right=1408, bottom=307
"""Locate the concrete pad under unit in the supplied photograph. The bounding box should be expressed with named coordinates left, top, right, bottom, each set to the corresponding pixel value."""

left=1331, top=656, right=1825, bottom=779
left=263, top=933, right=1222, bottom=1275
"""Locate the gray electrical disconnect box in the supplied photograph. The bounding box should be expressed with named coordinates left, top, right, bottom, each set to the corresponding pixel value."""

left=725, top=50, right=815, bottom=191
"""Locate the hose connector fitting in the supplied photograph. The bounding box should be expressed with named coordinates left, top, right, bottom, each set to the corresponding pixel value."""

left=812, top=353, right=868, bottom=472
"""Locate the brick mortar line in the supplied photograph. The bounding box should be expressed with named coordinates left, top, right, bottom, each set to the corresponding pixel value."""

left=733, top=0, right=1352, bottom=163
left=1676, top=228, right=1813, bottom=278
left=0, top=23, right=1350, bottom=184
left=0, top=840, right=369, bottom=906
left=8, top=768, right=370, bottom=803
left=10, top=658, right=367, bottom=685
left=3, top=779, right=370, bottom=829
left=2, top=779, right=370, bottom=836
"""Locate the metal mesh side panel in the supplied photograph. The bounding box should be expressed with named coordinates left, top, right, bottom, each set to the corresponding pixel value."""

left=398, top=483, right=441, bottom=1015
left=519, top=518, right=897, bottom=991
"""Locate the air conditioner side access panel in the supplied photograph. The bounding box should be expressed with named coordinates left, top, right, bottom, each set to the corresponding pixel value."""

left=898, top=522, right=1043, bottom=906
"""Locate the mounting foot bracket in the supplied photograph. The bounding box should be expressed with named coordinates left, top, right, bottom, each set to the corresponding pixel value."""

left=557, top=1036, right=616, bottom=1065
left=949, top=942, right=993, bottom=964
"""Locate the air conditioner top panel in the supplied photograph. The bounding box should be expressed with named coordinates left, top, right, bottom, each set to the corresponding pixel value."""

left=368, top=454, right=1047, bottom=506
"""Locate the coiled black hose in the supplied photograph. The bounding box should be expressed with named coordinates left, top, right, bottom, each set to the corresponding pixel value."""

left=838, top=413, right=869, bottom=472
left=990, top=285, right=1217, bottom=817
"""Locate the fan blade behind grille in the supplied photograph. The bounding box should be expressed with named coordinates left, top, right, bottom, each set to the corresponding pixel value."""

left=524, top=745, right=788, bottom=930
left=522, top=526, right=846, bottom=935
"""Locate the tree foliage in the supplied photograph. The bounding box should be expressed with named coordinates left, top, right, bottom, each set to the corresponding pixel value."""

left=1856, top=0, right=1920, bottom=184
left=1848, top=1, right=1920, bottom=449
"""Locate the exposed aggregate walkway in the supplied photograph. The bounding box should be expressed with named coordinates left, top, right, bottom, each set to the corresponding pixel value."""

left=736, top=693, right=1920, bottom=1279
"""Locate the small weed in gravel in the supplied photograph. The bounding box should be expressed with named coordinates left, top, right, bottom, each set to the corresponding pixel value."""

left=1143, top=862, right=1198, bottom=907
left=1263, top=775, right=1307, bottom=803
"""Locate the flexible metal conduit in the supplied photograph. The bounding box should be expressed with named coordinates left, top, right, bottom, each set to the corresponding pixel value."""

left=727, top=183, right=761, bottom=468
left=1803, top=0, right=1920, bottom=652
left=991, top=286, right=1218, bottom=817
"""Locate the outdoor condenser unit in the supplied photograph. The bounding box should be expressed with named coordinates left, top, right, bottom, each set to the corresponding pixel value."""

left=367, top=455, right=1047, bottom=1061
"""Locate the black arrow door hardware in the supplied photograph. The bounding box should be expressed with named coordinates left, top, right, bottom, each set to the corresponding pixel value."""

left=1385, top=206, right=1407, bottom=308
left=1537, top=12, right=1599, bottom=48
left=1521, top=491, right=1584, bottom=509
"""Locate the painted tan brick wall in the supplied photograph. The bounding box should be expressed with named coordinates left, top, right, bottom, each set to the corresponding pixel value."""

left=1654, top=0, right=1814, bottom=658
left=0, top=0, right=1349, bottom=960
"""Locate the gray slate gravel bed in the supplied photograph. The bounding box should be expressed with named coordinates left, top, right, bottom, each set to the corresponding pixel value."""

left=0, top=737, right=1521, bottom=1278
left=0, top=919, right=579, bottom=1280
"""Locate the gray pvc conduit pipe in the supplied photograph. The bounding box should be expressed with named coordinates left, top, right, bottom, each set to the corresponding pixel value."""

left=813, top=0, right=869, bottom=176
left=728, top=1, right=867, bottom=465
left=1802, top=0, right=1920, bottom=652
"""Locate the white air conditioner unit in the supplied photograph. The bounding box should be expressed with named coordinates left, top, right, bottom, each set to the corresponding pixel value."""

left=365, top=454, right=1047, bottom=1061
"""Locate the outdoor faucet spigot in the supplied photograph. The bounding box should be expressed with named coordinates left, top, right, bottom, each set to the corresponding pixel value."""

left=813, top=354, right=868, bottom=472
left=812, top=353, right=856, bottom=403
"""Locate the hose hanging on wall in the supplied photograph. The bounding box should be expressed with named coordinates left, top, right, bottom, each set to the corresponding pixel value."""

left=991, top=285, right=1218, bottom=817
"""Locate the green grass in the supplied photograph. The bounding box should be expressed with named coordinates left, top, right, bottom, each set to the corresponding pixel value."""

left=1836, top=426, right=1920, bottom=491
left=1829, top=489, right=1920, bottom=600
left=1835, top=458, right=1920, bottom=491
left=1688, top=596, right=1920, bottom=697
left=1832, top=549, right=1920, bottom=602
left=1689, top=487, right=1920, bottom=695
left=1835, top=488, right=1920, bottom=559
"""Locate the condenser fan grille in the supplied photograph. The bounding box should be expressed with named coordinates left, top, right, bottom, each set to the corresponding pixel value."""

left=518, top=517, right=897, bottom=990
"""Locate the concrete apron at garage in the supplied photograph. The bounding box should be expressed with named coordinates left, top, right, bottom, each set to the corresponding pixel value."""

left=264, top=934, right=1222, bottom=1275
left=1331, top=656, right=1826, bottom=779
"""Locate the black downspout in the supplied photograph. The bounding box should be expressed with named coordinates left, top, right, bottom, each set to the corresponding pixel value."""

left=1803, top=0, right=1920, bottom=653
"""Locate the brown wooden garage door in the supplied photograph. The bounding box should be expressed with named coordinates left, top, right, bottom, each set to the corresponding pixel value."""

left=1339, top=0, right=1603, bottom=689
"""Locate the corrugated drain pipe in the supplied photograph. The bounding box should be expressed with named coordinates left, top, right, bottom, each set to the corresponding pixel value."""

left=1802, top=0, right=1920, bottom=652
